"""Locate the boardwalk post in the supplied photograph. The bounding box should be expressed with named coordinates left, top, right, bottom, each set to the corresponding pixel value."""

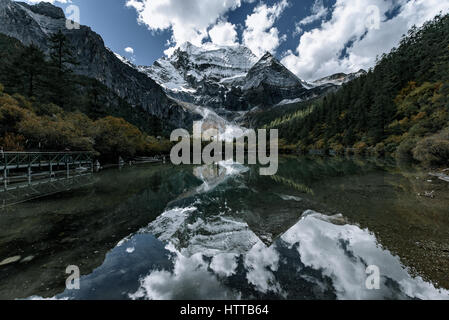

left=49, top=161, right=53, bottom=179
left=66, top=158, right=69, bottom=178
left=28, top=166, right=31, bottom=185
left=3, top=167, right=6, bottom=191
left=2, top=152, right=6, bottom=191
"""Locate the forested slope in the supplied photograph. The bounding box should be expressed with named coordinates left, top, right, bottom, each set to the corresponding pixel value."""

left=265, top=14, right=449, bottom=165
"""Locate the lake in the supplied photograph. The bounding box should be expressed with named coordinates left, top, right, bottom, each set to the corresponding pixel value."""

left=0, top=156, right=448, bottom=300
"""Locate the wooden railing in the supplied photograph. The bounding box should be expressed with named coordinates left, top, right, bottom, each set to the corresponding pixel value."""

left=1, top=152, right=94, bottom=191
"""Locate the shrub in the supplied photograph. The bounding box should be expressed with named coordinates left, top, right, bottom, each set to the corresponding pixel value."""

left=11, top=93, right=33, bottom=111
left=374, top=142, right=386, bottom=156
left=35, top=103, right=63, bottom=117
left=354, top=141, right=368, bottom=155
left=296, top=141, right=308, bottom=154
left=413, top=129, right=449, bottom=165
left=0, top=102, right=30, bottom=133
left=0, top=91, right=169, bottom=158
left=397, top=138, right=418, bottom=161
left=384, top=135, right=403, bottom=145
left=315, top=139, right=327, bottom=150
left=0, top=132, right=25, bottom=151
left=93, top=116, right=145, bottom=159
left=331, top=143, right=345, bottom=155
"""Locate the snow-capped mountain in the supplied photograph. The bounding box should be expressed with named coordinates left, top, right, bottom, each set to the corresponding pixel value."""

left=241, top=52, right=328, bottom=107
left=143, top=43, right=336, bottom=113
left=140, top=42, right=259, bottom=111
left=313, top=69, right=367, bottom=86
left=243, top=52, right=305, bottom=90
left=141, top=42, right=257, bottom=92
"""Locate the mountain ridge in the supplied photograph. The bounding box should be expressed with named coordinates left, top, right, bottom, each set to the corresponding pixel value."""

left=143, top=43, right=343, bottom=114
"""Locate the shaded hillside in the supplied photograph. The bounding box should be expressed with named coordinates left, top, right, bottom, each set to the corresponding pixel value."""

left=0, top=33, right=173, bottom=159
left=0, top=33, right=166, bottom=137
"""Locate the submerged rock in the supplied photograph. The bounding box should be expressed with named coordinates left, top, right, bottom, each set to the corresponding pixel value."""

left=21, top=256, right=35, bottom=263
left=0, top=255, right=22, bottom=266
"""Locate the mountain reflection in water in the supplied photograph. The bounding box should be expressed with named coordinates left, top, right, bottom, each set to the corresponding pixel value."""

left=46, top=160, right=448, bottom=300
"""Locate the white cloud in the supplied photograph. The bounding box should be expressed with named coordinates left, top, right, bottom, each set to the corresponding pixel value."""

left=126, top=0, right=250, bottom=55
left=282, top=0, right=449, bottom=81
left=126, top=0, right=290, bottom=57
left=293, top=22, right=303, bottom=37
left=124, top=47, right=134, bottom=54
left=242, top=0, right=289, bottom=57
left=22, top=0, right=71, bottom=3
left=208, top=21, right=238, bottom=46
left=298, top=0, right=328, bottom=26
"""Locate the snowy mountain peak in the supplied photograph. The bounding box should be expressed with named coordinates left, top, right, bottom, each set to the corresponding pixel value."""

left=170, top=42, right=258, bottom=75
left=260, top=51, right=275, bottom=60
left=243, top=52, right=304, bottom=90
left=141, top=43, right=338, bottom=110
left=141, top=43, right=259, bottom=105
left=313, top=69, right=367, bottom=86
left=17, top=1, right=65, bottom=19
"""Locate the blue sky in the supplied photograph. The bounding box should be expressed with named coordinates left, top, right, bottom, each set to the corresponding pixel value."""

left=33, top=0, right=327, bottom=65
left=22, top=0, right=449, bottom=81
left=42, top=0, right=173, bottom=65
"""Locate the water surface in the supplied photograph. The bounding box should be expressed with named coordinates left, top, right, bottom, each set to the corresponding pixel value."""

left=0, top=157, right=448, bottom=300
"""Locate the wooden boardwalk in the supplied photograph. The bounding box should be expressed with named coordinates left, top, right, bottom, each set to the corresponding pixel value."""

left=1, top=152, right=94, bottom=191
left=0, top=173, right=95, bottom=207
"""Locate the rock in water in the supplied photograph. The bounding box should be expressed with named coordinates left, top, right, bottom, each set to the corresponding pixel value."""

left=0, top=255, right=22, bottom=266
left=20, top=255, right=35, bottom=263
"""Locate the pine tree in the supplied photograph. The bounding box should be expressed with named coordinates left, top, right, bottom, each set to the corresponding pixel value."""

left=46, top=30, right=78, bottom=108
left=49, top=30, right=78, bottom=72
left=7, top=44, right=46, bottom=97
left=20, top=45, right=46, bottom=97
left=431, top=44, right=449, bottom=81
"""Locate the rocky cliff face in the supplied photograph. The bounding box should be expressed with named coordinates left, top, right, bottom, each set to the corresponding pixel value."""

left=241, top=52, right=324, bottom=107
left=0, top=0, right=194, bottom=129
left=17, top=1, right=65, bottom=19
